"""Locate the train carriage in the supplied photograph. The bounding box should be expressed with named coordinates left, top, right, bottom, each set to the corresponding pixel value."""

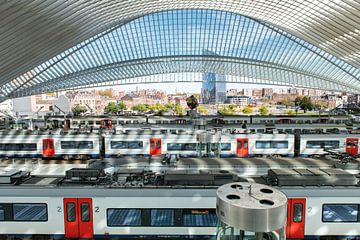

left=1, top=186, right=360, bottom=239
left=298, top=134, right=360, bottom=156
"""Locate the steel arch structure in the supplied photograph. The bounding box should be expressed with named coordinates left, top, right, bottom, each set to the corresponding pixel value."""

left=1, top=2, right=360, bottom=99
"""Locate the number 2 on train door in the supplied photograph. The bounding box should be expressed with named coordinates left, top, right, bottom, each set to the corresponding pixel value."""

left=63, top=198, right=93, bottom=239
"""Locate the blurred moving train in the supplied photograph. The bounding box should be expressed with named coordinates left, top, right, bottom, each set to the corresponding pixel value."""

left=0, top=170, right=359, bottom=239
left=0, top=130, right=358, bottom=159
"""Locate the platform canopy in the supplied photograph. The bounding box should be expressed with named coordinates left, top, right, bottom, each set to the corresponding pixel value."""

left=1, top=1, right=360, bottom=100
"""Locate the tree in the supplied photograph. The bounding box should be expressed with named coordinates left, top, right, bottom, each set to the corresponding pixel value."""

left=295, top=96, right=313, bottom=113
left=242, top=106, right=253, bottom=114
left=279, top=99, right=294, bottom=107
left=286, top=110, right=296, bottom=115
left=104, top=102, right=127, bottom=114
left=259, top=106, right=269, bottom=115
left=132, top=104, right=150, bottom=112
left=186, top=95, right=199, bottom=110
left=197, top=105, right=208, bottom=115
left=218, top=106, right=236, bottom=116
left=72, top=105, right=87, bottom=115
left=174, top=104, right=184, bottom=116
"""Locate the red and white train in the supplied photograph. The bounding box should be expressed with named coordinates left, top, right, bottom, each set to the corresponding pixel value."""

left=0, top=183, right=359, bottom=239
left=0, top=131, right=358, bottom=158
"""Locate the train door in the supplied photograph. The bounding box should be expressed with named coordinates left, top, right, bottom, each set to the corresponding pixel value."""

left=236, top=138, right=248, bottom=157
left=63, top=198, right=93, bottom=239
left=346, top=138, right=358, bottom=156
left=150, top=138, right=162, bottom=156
left=286, top=198, right=306, bottom=239
left=42, top=138, right=55, bottom=157
left=100, top=119, right=112, bottom=129
left=64, top=119, right=71, bottom=129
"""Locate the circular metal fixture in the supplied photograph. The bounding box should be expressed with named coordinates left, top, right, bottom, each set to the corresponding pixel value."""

left=216, top=182, right=287, bottom=232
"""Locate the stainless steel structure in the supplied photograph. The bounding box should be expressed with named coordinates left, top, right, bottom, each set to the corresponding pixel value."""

left=1, top=1, right=360, bottom=100
left=216, top=182, right=287, bottom=232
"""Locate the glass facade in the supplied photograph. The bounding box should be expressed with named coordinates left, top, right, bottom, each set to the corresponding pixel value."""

left=202, top=72, right=227, bottom=104
left=4, top=8, right=360, bottom=98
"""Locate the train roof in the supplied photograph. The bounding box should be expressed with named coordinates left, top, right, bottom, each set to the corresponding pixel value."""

left=0, top=167, right=359, bottom=198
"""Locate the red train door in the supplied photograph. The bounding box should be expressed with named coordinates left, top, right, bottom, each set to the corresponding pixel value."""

left=63, top=198, right=93, bottom=239
left=287, top=198, right=306, bottom=239
left=150, top=138, right=162, bottom=156
left=236, top=138, right=248, bottom=157
left=42, top=138, right=55, bottom=157
left=346, top=138, right=358, bottom=156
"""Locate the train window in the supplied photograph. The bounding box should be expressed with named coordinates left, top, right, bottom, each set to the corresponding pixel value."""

left=73, top=121, right=78, bottom=125
left=95, top=121, right=101, bottom=125
left=243, top=140, right=248, bottom=148
left=306, top=141, right=340, bottom=149
left=156, top=141, right=161, bottom=149
left=66, top=203, right=76, bottom=222
left=167, top=143, right=197, bottom=151
left=220, top=143, right=231, bottom=151
left=322, top=204, right=358, bottom=222
left=81, top=203, right=90, bottom=222
left=0, top=143, right=37, bottom=151
left=293, top=203, right=303, bottom=222
left=13, top=203, right=47, bottom=221
left=107, top=209, right=141, bottom=226
left=88, top=121, right=94, bottom=125
left=183, top=209, right=217, bottom=227
left=110, top=141, right=143, bottom=149
left=61, top=141, right=94, bottom=149
left=237, top=141, right=242, bottom=148
left=151, top=209, right=174, bottom=226
left=0, top=205, right=4, bottom=221
left=255, top=141, right=288, bottom=149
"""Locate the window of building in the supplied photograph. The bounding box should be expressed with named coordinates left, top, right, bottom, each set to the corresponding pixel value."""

left=107, top=209, right=141, bottom=226
left=110, top=141, right=143, bottom=149
left=183, top=209, right=217, bottom=227
left=60, top=141, right=94, bottom=149
left=13, top=204, right=47, bottom=221
left=255, top=141, right=288, bottom=149
left=306, top=141, right=340, bottom=149
left=151, top=209, right=174, bottom=226
left=322, top=204, right=358, bottom=222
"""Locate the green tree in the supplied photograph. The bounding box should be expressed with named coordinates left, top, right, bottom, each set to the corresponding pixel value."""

left=278, top=99, right=294, bottom=107
left=132, top=104, right=150, bottom=112
left=242, top=106, right=253, bottom=114
left=72, top=105, right=87, bottom=115
left=197, top=105, right=208, bottom=115
left=286, top=110, right=296, bottom=115
left=104, top=101, right=127, bottom=113
left=259, top=106, right=269, bottom=115
left=174, top=104, right=184, bottom=116
left=295, top=96, right=313, bottom=113
left=218, top=106, right=236, bottom=116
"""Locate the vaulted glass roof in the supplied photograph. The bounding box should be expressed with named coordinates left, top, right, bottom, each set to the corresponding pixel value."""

left=1, top=1, right=360, bottom=99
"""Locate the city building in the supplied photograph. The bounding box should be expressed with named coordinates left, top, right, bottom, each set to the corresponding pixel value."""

left=226, top=96, right=250, bottom=106
left=201, top=72, right=227, bottom=104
